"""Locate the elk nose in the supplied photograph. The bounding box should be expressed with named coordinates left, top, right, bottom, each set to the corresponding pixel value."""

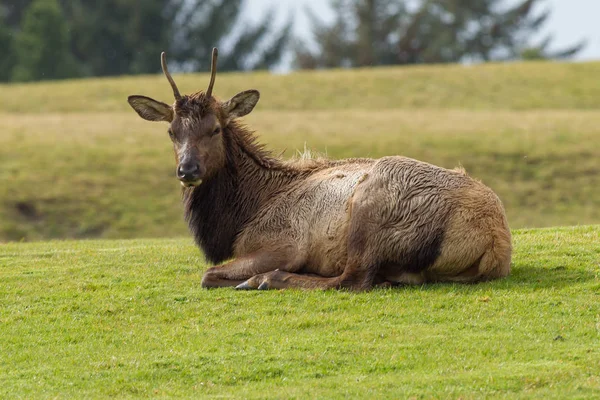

left=177, top=163, right=200, bottom=180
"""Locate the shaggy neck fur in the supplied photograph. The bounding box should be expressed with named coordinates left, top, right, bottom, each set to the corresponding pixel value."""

left=182, top=121, right=308, bottom=264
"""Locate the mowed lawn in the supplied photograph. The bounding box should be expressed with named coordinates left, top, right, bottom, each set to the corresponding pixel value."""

left=1, top=226, right=599, bottom=398
left=1, top=61, right=600, bottom=241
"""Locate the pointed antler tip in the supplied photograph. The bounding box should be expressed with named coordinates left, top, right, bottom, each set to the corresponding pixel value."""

left=160, top=51, right=181, bottom=100
left=206, top=47, right=219, bottom=98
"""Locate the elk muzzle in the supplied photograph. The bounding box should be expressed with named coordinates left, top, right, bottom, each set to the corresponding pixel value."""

left=177, top=161, right=204, bottom=187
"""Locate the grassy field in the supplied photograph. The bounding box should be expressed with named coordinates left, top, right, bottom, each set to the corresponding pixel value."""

left=2, top=61, right=600, bottom=113
left=1, top=60, right=600, bottom=241
left=1, top=225, right=599, bottom=398
left=2, top=61, right=599, bottom=398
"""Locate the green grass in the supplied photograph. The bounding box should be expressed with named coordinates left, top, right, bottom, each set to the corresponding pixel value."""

left=2, top=109, right=599, bottom=241
left=1, top=61, right=600, bottom=241
left=2, top=61, right=598, bottom=398
left=1, top=225, right=599, bottom=398
left=2, top=61, right=600, bottom=113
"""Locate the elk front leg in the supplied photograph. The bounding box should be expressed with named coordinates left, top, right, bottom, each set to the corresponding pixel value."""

left=236, top=216, right=381, bottom=291
left=201, top=250, right=303, bottom=288
left=235, top=269, right=343, bottom=290
left=235, top=258, right=378, bottom=291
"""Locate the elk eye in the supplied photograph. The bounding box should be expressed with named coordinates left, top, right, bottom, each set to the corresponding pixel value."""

left=168, top=128, right=174, bottom=138
left=212, top=127, right=221, bottom=135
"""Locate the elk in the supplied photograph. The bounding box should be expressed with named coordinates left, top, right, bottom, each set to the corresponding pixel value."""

left=127, top=48, right=512, bottom=291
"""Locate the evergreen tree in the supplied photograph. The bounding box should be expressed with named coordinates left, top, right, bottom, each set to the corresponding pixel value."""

left=171, top=0, right=292, bottom=72
left=296, top=0, right=586, bottom=69
left=1, top=0, right=291, bottom=79
left=0, top=14, right=15, bottom=81
left=11, top=0, right=79, bottom=82
left=61, top=0, right=173, bottom=76
left=63, top=0, right=291, bottom=75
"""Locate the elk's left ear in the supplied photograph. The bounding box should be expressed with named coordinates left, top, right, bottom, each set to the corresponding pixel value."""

left=222, top=90, right=260, bottom=120
left=127, top=95, right=173, bottom=122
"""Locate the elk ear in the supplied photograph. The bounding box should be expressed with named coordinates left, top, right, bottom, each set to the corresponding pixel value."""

left=222, top=90, right=260, bottom=120
left=127, top=95, right=173, bottom=122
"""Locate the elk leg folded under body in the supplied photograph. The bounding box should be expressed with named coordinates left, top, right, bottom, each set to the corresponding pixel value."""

left=236, top=258, right=379, bottom=291
left=235, top=270, right=342, bottom=290
left=201, top=250, right=303, bottom=288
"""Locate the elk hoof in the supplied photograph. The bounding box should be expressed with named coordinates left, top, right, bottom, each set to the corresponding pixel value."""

left=235, top=281, right=253, bottom=290
left=235, top=272, right=281, bottom=290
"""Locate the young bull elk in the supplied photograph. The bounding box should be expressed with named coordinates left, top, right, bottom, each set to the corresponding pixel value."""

left=127, top=48, right=512, bottom=290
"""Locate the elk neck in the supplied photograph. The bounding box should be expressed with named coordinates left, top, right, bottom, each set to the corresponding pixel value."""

left=182, top=121, right=302, bottom=264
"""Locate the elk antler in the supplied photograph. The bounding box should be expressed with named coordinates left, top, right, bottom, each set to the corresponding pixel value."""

left=161, top=52, right=181, bottom=100
left=206, top=47, right=218, bottom=98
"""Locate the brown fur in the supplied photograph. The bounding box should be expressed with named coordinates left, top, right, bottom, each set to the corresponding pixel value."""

left=127, top=53, right=512, bottom=291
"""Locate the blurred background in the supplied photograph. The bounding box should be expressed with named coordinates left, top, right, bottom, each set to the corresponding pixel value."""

left=0, top=0, right=599, bottom=241
left=0, top=0, right=597, bottom=80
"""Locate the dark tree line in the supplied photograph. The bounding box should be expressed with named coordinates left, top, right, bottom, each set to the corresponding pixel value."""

left=0, top=0, right=291, bottom=82
left=0, top=0, right=586, bottom=82
left=295, top=0, right=586, bottom=69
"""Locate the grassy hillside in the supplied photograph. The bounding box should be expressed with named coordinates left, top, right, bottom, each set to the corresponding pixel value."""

left=1, top=226, right=599, bottom=398
left=1, top=61, right=600, bottom=241
left=2, top=61, right=600, bottom=113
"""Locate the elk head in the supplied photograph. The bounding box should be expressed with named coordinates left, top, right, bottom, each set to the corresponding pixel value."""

left=127, top=48, right=260, bottom=187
